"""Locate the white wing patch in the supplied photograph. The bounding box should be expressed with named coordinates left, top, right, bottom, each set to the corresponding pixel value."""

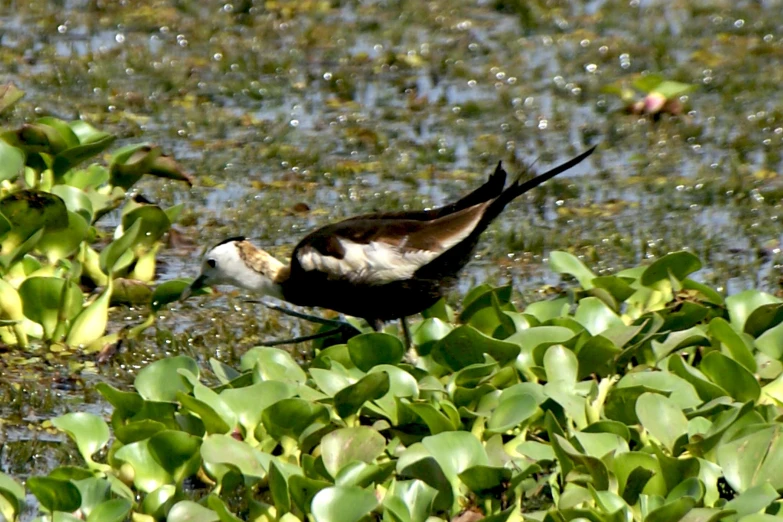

left=297, top=207, right=485, bottom=284
left=298, top=240, right=439, bottom=284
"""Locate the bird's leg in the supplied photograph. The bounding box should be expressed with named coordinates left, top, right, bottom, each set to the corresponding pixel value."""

left=370, top=318, right=385, bottom=332
left=399, top=318, right=412, bottom=349
left=245, top=300, right=361, bottom=346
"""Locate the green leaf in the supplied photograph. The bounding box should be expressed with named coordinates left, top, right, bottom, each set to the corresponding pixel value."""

left=321, top=427, right=386, bottom=479
left=241, top=346, right=308, bottom=383
left=134, top=355, right=198, bottom=402
left=311, top=486, right=379, bottom=522
left=121, top=205, right=171, bottom=249
left=421, top=431, right=489, bottom=483
left=200, top=434, right=266, bottom=483
left=348, top=333, right=405, bottom=371
left=700, top=351, right=760, bottom=403
left=167, top=501, right=219, bottom=522
left=718, top=423, right=783, bottom=492
left=66, top=280, right=113, bottom=347
left=85, top=498, right=132, bottom=522
left=99, top=218, right=142, bottom=275
left=487, top=393, right=537, bottom=434
left=645, top=497, right=695, bottom=522
left=708, top=317, right=756, bottom=372
left=550, top=251, right=596, bottom=289
left=262, top=398, right=330, bottom=440
left=18, top=277, right=83, bottom=340
left=52, top=412, right=110, bottom=469
left=27, top=477, right=82, bottom=513
left=432, top=325, right=520, bottom=371
left=641, top=251, right=702, bottom=290
left=744, top=303, right=783, bottom=337
left=726, top=290, right=781, bottom=332
left=636, top=393, right=688, bottom=453
left=52, top=134, right=116, bottom=179
left=0, top=139, right=25, bottom=182
left=574, top=296, right=624, bottom=335
left=334, top=372, right=390, bottom=418
left=148, top=430, right=202, bottom=485
left=0, top=190, right=68, bottom=251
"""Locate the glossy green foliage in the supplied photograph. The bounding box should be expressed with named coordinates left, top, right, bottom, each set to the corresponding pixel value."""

left=8, top=251, right=782, bottom=521
left=0, top=88, right=191, bottom=348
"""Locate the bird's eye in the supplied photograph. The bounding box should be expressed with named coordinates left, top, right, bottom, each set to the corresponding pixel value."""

left=207, top=259, right=216, bottom=268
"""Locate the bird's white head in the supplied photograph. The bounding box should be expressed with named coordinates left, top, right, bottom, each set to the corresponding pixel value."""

left=180, top=237, right=286, bottom=300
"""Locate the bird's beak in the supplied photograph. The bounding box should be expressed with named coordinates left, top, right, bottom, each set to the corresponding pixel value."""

left=180, top=274, right=207, bottom=301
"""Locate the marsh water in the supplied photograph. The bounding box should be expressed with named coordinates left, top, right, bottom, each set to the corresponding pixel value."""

left=1, top=0, right=782, bottom=512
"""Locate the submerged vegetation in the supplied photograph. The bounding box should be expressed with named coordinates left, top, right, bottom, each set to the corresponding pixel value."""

left=1, top=0, right=783, bottom=520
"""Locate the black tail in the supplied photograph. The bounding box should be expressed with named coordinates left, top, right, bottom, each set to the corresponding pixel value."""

left=413, top=145, right=597, bottom=279
left=482, top=145, right=597, bottom=226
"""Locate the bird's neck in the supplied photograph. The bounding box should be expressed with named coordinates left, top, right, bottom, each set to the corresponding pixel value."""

left=235, top=241, right=288, bottom=300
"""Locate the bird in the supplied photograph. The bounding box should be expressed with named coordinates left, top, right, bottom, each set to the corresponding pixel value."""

left=181, top=146, right=596, bottom=345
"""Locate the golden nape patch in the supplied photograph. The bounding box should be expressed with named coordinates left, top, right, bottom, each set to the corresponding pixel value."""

left=236, top=241, right=287, bottom=282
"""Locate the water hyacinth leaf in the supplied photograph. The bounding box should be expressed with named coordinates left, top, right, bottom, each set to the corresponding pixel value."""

left=458, top=465, right=512, bottom=493
left=576, top=335, right=622, bottom=379
left=708, top=318, right=756, bottom=372
left=368, top=364, right=419, bottom=424
left=524, top=297, right=569, bottom=322
left=459, top=284, right=511, bottom=323
left=549, top=250, right=596, bottom=289
left=700, top=351, right=760, bottom=403
left=206, top=495, right=243, bottom=522
left=121, top=205, right=171, bottom=249
left=717, top=423, right=783, bottom=492
left=166, top=501, right=219, bottom=522
left=0, top=190, right=68, bottom=251
left=263, top=398, right=330, bottom=440
left=645, top=496, right=696, bottom=522
left=651, top=326, right=710, bottom=361
left=27, top=477, right=82, bottom=513
left=148, top=430, right=202, bottom=485
left=347, top=332, right=404, bottom=371
left=52, top=133, right=116, bottom=179
left=221, top=380, right=296, bottom=435
left=147, top=153, right=194, bottom=185
left=71, top=477, right=110, bottom=519
left=723, top=483, right=779, bottom=521
left=725, top=290, right=781, bottom=332
left=593, top=275, right=636, bottom=302
left=52, top=412, right=110, bottom=469
left=616, top=371, right=702, bottom=410
left=552, top=434, right=609, bottom=490
left=334, top=371, right=390, bottom=418
left=744, top=303, right=783, bottom=338
left=487, top=392, right=537, bottom=434
left=544, top=344, right=578, bottom=385
left=0, top=139, right=25, bottom=182
left=37, top=210, right=90, bottom=263
left=404, top=401, right=458, bottom=434
left=240, top=346, right=307, bottom=383
left=18, top=277, right=82, bottom=340
left=574, top=296, right=624, bottom=336
left=667, top=355, right=728, bottom=402
left=432, top=325, right=519, bottom=371
left=412, top=317, right=453, bottom=356
left=573, top=431, right=629, bottom=459
left=134, top=355, right=198, bottom=402
left=383, top=479, right=438, bottom=522
left=177, top=393, right=231, bottom=435
left=640, top=251, right=702, bottom=290
left=66, top=279, right=113, bottom=347
left=85, top=497, right=132, bottom=522
left=636, top=393, right=688, bottom=453
left=0, top=472, right=25, bottom=520
left=109, top=143, right=162, bottom=188
left=311, top=486, right=379, bottom=522
left=50, top=183, right=94, bottom=222
left=200, top=434, right=266, bottom=482
left=421, top=431, right=489, bottom=484
left=35, top=117, right=80, bottom=148
left=99, top=218, right=142, bottom=275
left=8, top=121, right=71, bottom=154
left=321, top=426, right=386, bottom=478
left=151, top=279, right=201, bottom=311
left=113, top=439, right=172, bottom=493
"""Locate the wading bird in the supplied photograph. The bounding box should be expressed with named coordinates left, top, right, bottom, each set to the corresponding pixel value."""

left=181, top=146, right=596, bottom=346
